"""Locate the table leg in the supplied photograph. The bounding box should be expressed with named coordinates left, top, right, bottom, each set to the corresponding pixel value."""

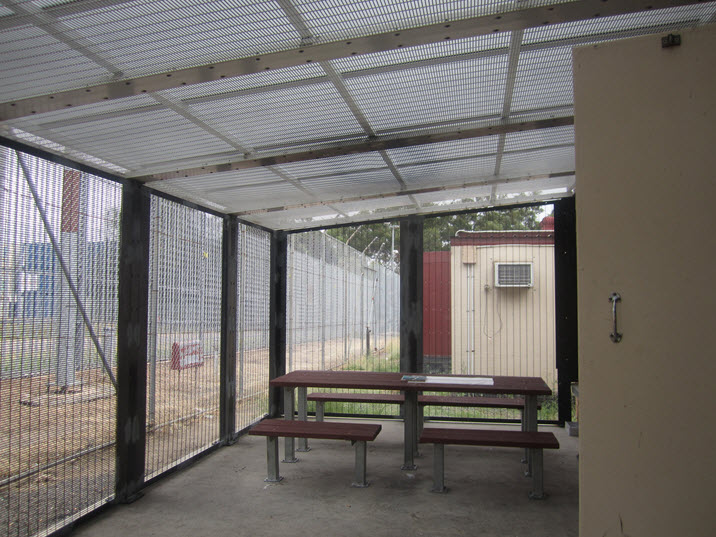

left=402, top=391, right=418, bottom=470
left=296, top=386, right=310, bottom=452
left=523, top=394, right=538, bottom=477
left=283, top=386, right=298, bottom=463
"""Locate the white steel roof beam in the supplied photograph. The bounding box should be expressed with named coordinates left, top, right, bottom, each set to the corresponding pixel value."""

left=178, top=18, right=702, bottom=108
left=147, top=94, right=254, bottom=154
left=275, top=0, right=314, bottom=45
left=232, top=170, right=575, bottom=217
left=135, top=116, right=573, bottom=182
left=1, top=0, right=702, bottom=120
left=319, top=61, right=416, bottom=206
left=275, top=0, right=413, bottom=211
left=248, top=104, right=573, bottom=153
left=494, top=28, right=524, bottom=177
left=267, top=166, right=349, bottom=218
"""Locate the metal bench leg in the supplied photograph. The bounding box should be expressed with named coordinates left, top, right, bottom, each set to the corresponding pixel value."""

left=430, top=443, right=447, bottom=493
left=352, top=440, right=370, bottom=488
left=315, top=401, right=325, bottom=422
left=283, top=387, right=298, bottom=463
left=297, top=387, right=310, bottom=452
left=265, top=437, right=283, bottom=483
left=528, top=448, right=546, bottom=499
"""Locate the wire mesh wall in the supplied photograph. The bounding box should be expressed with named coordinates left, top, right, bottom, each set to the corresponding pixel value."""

left=236, top=224, right=271, bottom=431
left=145, top=197, right=222, bottom=479
left=422, top=205, right=558, bottom=422
left=287, top=224, right=400, bottom=416
left=0, top=147, right=120, bottom=537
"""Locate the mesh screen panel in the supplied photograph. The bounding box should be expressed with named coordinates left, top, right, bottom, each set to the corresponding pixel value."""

left=0, top=146, right=120, bottom=537
left=236, top=223, right=270, bottom=431
left=186, top=81, right=363, bottom=150
left=422, top=205, right=557, bottom=422
left=145, top=196, right=222, bottom=479
left=344, top=51, right=509, bottom=132
left=287, top=226, right=400, bottom=416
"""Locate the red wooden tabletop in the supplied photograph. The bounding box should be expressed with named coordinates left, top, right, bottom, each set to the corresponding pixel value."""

left=269, top=370, right=551, bottom=396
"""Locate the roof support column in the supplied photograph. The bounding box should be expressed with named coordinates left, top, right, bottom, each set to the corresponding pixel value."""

left=220, top=216, right=238, bottom=442
left=554, top=197, right=578, bottom=426
left=115, top=181, right=150, bottom=503
left=400, top=216, right=424, bottom=373
left=269, top=231, right=288, bottom=418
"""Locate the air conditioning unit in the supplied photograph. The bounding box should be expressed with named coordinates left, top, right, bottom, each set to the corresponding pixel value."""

left=494, top=262, right=533, bottom=288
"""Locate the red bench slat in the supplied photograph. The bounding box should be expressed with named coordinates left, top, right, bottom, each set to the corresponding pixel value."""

left=249, top=419, right=382, bottom=442
left=419, top=428, right=559, bottom=449
left=419, top=395, right=540, bottom=409
left=307, top=392, right=403, bottom=404
left=307, top=392, right=539, bottom=409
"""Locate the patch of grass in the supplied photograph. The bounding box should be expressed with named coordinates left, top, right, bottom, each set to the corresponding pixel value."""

left=0, top=318, right=56, bottom=339
left=341, top=338, right=400, bottom=372
left=308, top=399, right=401, bottom=417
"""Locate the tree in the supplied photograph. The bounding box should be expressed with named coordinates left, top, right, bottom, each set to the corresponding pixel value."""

left=326, top=205, right=548, bottom=258
left=423, top=206, right=545, bottom=251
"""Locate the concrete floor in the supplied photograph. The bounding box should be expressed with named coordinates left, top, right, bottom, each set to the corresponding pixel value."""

left=73, top=420, right=578, bottom=537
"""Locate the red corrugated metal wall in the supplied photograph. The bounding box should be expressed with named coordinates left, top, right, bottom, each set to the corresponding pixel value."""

left=423, top=251, right=451, bottom=359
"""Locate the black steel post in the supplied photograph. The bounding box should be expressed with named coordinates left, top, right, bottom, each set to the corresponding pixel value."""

left=115, top=181, right=150, bottom=503
left=400, top=216, right=424, bottom=373
left=269, top=231, right=288, bottom=418
left=554, top=197, right=578, bottom=426
left=220, top=216, right=238, bottom=442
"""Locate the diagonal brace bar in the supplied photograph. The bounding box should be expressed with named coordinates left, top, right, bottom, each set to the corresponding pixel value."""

left=16, top=152, right=117, bottom=390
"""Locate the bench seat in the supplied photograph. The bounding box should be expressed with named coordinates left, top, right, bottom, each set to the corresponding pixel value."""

left=419, top=427, right=559, bottom=498
left=308, top=392, right=540, bottom=429
left=249, top=419, right=381, bottom=487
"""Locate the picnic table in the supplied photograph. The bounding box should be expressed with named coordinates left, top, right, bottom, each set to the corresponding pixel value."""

left=269, top=370, right=552, bottom=470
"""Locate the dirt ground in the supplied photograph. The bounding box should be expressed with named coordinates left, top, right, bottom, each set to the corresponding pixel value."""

left=0, top=337, right=377, bottom=537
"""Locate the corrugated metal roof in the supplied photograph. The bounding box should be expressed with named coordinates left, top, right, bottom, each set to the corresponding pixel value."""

left=2, top=0, right=715, bottom=230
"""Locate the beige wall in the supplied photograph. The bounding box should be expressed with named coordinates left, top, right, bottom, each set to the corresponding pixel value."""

left=574, top=25, right=716, bottom=537
left=450, top=243, right=556, bottom=388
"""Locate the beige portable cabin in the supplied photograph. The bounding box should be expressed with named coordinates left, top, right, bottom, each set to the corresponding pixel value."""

left=450, top=222, right=556, bottom=390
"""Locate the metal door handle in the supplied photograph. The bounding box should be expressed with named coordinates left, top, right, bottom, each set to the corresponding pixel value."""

left=609, top=293, right=622, bottom=343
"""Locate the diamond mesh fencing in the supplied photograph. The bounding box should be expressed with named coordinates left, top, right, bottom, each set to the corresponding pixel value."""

left=0, top=146, right=120, bottom=537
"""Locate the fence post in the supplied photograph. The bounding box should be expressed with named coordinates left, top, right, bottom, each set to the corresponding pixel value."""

left=269, top=231, right=287, bottom=418
left=115, top=181, right=150, bottom=503
left=554, top=197, right=578, bottom=426
left=400, top=216, right=424, bottom=374
left=220, top=216, right=238, bottom=442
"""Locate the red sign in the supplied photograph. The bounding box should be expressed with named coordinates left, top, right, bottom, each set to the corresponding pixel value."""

left=171, top=341, right=204, bottom=370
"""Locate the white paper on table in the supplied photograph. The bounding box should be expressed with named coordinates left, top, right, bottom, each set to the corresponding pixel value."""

left=423, top=376, right=494, bottom=385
